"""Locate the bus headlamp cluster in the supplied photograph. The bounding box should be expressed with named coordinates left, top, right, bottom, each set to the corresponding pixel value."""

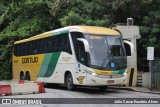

left=84, top=69, right=95, bottom=75
left=122, top=69, right=128, bottom=76
left=92, top=72, right=96, bottom=76
left=85, top=69, right=128, bottom=77
left=123, top=72, right=127, bottom=76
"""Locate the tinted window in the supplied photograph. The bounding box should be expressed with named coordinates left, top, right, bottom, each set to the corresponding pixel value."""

left=71, top=32, right=86, bottom=64
left=71, top=32, right=83, bottom=49
left=124, top=42, right=131, bottom=56
left=14, top=33, right=72, bottom=56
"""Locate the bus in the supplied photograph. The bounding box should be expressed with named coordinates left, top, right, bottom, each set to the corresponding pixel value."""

left=13, top=26, right=133, bottom=91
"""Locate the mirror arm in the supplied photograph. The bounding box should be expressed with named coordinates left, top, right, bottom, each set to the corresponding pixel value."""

left=77, top=38, right=89, bottom=52
left=123, top=40, right=134, bottom=54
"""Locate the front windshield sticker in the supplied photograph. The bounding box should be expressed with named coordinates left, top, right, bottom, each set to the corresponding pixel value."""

left=111, top=63, right=115, bottom=68
left=78, top=64, right=80, bottom=68
left=88, top=36, right=102, bottom=40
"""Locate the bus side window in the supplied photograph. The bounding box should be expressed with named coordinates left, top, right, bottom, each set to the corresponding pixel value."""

left=76, top=41, right=86, bottom=64
left=71, top=32, right=86, bottom=64
left=36, top=39, right=40, bottom=54
left=19, top=44, right=22, bottom=56
left=40, top=40, right=44, bottom=54
left=54, top=36, right=61, bottom=52
left=45, top=38, right=50, bottom=53
left=34, top=40, right=38, bottom=54
left=124, top=42, right=131, bottom=56
left=60, top=34, right=72, bottom=54
left=17, top=45, right=20, bottom=56
left=44, top=39, right=48, bottom=53
left=28, top=42, right=32, bottom=55
left=25, top=43, right=29, bottom=55
left=54, top=33, right=72, bottom=54
left=52, top=37, right=56, bottom=52
left=14, top=45, right=18, bottom=56
left=23, top=43, right=26, bottom=55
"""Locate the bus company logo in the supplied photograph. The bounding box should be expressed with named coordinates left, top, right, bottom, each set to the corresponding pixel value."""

left=22, top=57, right=38, bottom=64
left=77, top=76, right=85, bottom=84
left=2, top=99, right=11, bottom=104
left=62, top=57, right=71, bottom=62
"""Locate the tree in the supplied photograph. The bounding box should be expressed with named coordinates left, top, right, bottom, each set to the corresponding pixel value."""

left=0, top=0, right=57, bottom=80
left=138, top=10, right=160, bottom=57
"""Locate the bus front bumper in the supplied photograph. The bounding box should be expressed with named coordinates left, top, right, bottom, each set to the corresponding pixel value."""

left=86, top=73, right=127, bottom=86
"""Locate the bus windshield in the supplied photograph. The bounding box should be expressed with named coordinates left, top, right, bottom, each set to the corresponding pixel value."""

left=85, top=34, right=127, bottom=70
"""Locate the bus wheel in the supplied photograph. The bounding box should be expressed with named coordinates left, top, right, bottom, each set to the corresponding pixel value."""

left=66, top=73, right=75, bottom=91
left=98, top=86, right=107, bottom=92
left=25, top=72, right=30, bottom=81
left=20, top=71, right=24, bottom=80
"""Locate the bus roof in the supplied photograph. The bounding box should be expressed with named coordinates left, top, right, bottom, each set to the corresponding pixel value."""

left=14, top=26, right=120, bottom=44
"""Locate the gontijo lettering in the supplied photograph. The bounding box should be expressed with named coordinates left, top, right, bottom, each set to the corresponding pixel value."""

left=22, top=57, right=38, bottom=64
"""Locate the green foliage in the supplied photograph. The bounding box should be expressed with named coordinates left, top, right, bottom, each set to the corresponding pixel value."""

left=139, top=10, right=160, bottom=57
left=60, top=11, right=84, bottom=26
left=59, top=0, right=111, bottom=26
left=0, top=0, right=56, bottom=80
left=0, top=0, right=159, bottom=80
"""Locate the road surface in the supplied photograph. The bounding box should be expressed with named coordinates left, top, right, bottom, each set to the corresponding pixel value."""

left=1, top=85, right=160, bottom=107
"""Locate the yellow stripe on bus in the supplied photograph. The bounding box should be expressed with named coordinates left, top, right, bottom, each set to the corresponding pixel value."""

left=93, top=69, right=118, bottom=76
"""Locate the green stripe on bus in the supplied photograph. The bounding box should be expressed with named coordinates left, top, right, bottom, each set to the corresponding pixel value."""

left=43, top=52, right=61, bottom=77
left=37, top=53, right=52, bottom=77
left=112, top=69, right=126, bottom=74
left=52, top=30, right=69, bottom=36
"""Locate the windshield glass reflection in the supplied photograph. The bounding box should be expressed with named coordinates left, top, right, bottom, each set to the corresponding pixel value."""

left=85, top=34, right=127, bottom=70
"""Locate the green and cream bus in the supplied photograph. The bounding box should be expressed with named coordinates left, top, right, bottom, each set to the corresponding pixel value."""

left=13, top=26, right=133, bottom=91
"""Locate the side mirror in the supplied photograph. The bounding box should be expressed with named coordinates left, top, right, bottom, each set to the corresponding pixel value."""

left=123, top=40, right=134, bottom=54
left=77, top=38, right=89, bottom=52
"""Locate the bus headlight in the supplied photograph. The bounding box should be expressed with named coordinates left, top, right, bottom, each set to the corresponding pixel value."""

left=84, top=69, right=92, bottom=74
left=122, top=69, right=128, bottom=76
left=84, top=69, right=96, bottom=75
left=92, top=72, right=96, bottom=76
left=123, top=72, right=127, bottom=76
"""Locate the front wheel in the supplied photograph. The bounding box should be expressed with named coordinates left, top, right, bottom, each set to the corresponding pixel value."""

left=66, top=73, right=75, bottom=91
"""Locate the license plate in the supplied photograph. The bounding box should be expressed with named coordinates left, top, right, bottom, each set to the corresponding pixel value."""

left=107, top=80, right=114, bottom=84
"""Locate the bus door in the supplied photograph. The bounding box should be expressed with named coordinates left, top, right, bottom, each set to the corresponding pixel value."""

left=75, top=41, right=87, bottom=85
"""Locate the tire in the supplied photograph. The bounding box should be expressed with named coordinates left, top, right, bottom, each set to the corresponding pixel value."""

left=66, top=73, right=75, bottom=91
left=20, top=72, right=24, bottom=80
left=98, top=86, right=107, bottom=92
left=25, top=72, right=30, bottom=81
